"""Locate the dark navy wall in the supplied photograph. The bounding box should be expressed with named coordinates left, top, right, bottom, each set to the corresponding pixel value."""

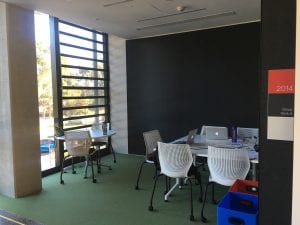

left=260, top=0, right=296, bottom=224
left=126, top=22, right=260, bottom=155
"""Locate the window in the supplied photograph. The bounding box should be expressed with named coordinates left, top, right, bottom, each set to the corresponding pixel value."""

left=55, top=20, right=110, bottom=131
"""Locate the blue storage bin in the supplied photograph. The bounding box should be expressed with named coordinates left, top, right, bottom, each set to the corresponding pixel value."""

left=40, top=139, right=55, bottom=153
left=218, top=192, right=258, bottom=225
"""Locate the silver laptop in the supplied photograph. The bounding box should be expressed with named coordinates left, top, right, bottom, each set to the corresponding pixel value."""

left=206, top=126, right=228, bottom=140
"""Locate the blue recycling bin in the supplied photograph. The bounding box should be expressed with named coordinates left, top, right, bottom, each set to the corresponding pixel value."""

left=40, top=139, right=55, bottom=153
left=218, top=192, right=258, bottom=225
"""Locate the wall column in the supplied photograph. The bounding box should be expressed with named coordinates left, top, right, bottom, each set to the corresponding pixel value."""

left=0, top=2, right=42, bottom=197
left=109, top=35, right=128, bottom=154
left=260, top=0, right=296, bottom=224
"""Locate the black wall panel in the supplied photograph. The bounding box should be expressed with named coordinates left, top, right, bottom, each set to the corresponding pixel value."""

left=260, top=0, right=296, bottom=224
left=127, top=23, right=260, bottom=155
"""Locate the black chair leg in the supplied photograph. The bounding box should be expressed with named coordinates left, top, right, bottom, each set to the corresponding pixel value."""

left=148, top=174, right=162, bottom=211
left=84, top=157, right=88, bottom=179
left=196, top=172, right=203, bottom=202
left=96, top=150, right=101, bottom=173
left=212, top=182, right=217, bottom=204
left=72, top=157, right=76, bottom=174
left=90, top=157, right=96, bottom=183
left=135, top=161, right=146, bottom=190
left=110, top=143, right=116, bottom=163
left=164, top=176, right=169, bottom=195
left=60, top=157, right=66, bottom=184
left=201, top=182, right=213, bottom=223
left=188, top=178, right=194, bottom=221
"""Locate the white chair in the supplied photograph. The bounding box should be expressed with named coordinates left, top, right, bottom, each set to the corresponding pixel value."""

left=148, top=142, right=195, bottom=221
left=60, top=130, right=97, bottom=184
left=135, top=130, right=162, bottom=190
left=201, top=146, right=250, bottom=222
left=92, top=136, right=113, bottom=173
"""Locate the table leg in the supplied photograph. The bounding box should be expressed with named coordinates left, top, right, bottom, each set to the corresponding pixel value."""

left=252, top=162, right=257, bottom=180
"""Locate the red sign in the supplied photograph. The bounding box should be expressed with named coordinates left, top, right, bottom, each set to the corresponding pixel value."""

left=268, top=69, right=295, bottom=94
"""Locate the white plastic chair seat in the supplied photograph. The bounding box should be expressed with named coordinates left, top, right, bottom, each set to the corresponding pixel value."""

left=158, top=142, right=193, bottom=179
left=208, top=146, right=250, bottom=186
left=65, top=131, right=92, bottom=157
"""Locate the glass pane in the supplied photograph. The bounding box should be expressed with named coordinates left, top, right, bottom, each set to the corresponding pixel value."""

left=97, top=43, right=104, bottom=52
left=63, top=107, right=106, bottom=118
left=59, top=34, right=93, bottom=49
left=61, top=67, right=105, bottom=79
left=60, top=45, right=94, bottom=58
left=63, top=89, right=105, bottom=97
left=61, top=56, right=94, bottom=68
left=59, top=22, right=93, bottom=39
left=62, top=78, right=106, bottom=87
left=97, top=34, right=103, bottom=42
left=35, top=11, right=56, bottom=172
left=97, top=53, right=104, bottom=60
left=63, top=99, right=106, bottom=108
left=63, top=116, right=106, bottom=130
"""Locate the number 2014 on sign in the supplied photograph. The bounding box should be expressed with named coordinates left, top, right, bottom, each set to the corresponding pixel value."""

left=276, top=85, right=293, bottom=93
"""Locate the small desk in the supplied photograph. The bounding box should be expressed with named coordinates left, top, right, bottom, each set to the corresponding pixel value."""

left=55, top=129, right=116, bottom=140
left=55, top=129, right=117, bottom=163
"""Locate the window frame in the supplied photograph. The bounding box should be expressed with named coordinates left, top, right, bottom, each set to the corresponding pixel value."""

left=54, top=19, right=110, bottom=132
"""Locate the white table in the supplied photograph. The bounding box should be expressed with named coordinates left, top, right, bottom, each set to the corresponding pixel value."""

left=173, top=134, right=259, bottom=180
left=55, top=129, right=116, bottom=140
left=55, top=129, right=117, bottom=163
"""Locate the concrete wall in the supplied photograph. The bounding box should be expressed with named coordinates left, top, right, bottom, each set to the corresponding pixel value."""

left=109, top=35, right=128, bottom=154
left=0, top=2, right=41, bottom=197
left=0, top=2, right=15, bottom=197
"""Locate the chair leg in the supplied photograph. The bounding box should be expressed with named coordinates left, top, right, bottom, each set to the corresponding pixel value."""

left=212, top=182, right=217, bottom=204
left=148, top=174, right=162, bottom=211
left=99, top=155, right=112, bottom=171
left=96, top=150, right=101, bottom=174
left=164, top=176, right=169, bottom=195
left=135, top=161, right=146, bottom=190
left=60, top=157, right=66, bottom=184
left=196, top=172, right=203, bottom=202
left=201, top=182, right=213, bottom=223
left=71, top=157, right=76, bottom=174
left=110, top=142, right=116, bottom=163
left=84, top=157, right=88, bottom=179
left=90, top=157, right=96, bottom=183
left=188, top=178, right=194, bottom=221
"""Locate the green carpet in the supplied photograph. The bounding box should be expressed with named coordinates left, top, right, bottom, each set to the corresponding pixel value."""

left=0, top=154, right=228, bottom=225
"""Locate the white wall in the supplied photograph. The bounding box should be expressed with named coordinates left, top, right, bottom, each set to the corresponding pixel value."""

left=292, top=2, right=300, bottom=224
left=109, top=35, right=128, bottom=154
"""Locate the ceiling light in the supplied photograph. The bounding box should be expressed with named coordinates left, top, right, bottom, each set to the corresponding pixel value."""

left=103, top=0, right=133, bottom=7
left=136, top=11, right=236, bottom=31
left=176, top=6, right=186, bottom=12
left=137, top=8, right=206, bottom=23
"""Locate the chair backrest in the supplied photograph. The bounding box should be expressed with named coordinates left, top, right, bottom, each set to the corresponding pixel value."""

left=207, top=146, right=250, bottom=186
left=157, top=142, right=193, bottom=178
left=65, top=130, right=92, bottom=157
left=143, top=130, right=162, bottom=157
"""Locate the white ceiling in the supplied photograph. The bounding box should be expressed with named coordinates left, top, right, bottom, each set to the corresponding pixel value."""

left=1, top=0, right=260, bottom=39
